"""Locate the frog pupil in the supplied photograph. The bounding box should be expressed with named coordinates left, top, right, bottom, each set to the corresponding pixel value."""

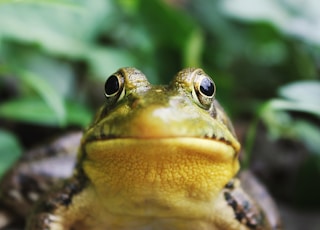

left=200, top=78, right=215, bottom=97
left=105, top=75, right=120, bottom=95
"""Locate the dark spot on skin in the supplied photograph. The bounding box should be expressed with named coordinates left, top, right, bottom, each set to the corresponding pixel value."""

left=59, top=193, right=72, bottom=206
left=247, top=222, right=258, bottom=228
left=33, top=170, right=89, bottom=215
left=224, top=192, right=231, bottom=201
left=41, top=198, right=59, bottom=212
left=235, top=212, right=245, bottom=221
left=224, top=192, right=237, bottom=210
left=225, top=180, right=235, bottom=189
left=225, top=140, right=231, bottom=145
left=218, top=137, right=232, bottom=147
left=224, top=189, right=264, bottom=229
left=242, top=200, right=250, bottom=211
left=211, top=136, right=238, bottom=154
left=17, top=174, right=47, bottom=203
left=18, top=174, right=39, bottom=190
left=56, top=180, right=84, bottom=207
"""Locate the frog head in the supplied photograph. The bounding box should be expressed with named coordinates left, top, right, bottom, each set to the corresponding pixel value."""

left=79, top=67, right=240, bottom=218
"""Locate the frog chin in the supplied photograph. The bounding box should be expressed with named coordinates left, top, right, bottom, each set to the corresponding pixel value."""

left=83, top=138, right=239, bottom=217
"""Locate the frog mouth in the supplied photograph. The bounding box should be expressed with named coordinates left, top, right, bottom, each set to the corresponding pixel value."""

left=85, top=134, right=240, bottom=155
left=84, top=118, right=240, bottom=154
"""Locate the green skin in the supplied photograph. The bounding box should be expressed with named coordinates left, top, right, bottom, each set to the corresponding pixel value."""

left=0, top=68, right=282, bottom=230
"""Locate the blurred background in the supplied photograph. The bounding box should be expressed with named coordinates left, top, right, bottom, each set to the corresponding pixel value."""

left=0, top=0, right=319, bottom=229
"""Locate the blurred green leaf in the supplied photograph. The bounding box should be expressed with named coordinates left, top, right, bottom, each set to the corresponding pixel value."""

left=87, top=47, right=137, bottom=79
left=0, top=0, right=115, bottom=57
left=260, top=104, right=292, bottom=138
left=0, top=129, right=21, bottom=178
left=117, top=0, right=139, bottom=14
left=65, top=101, right=92, bottom=127
left=263, top=99, right=320, bottom=117
left=7, top=50, right=77, bottom=98
left=183, top=28, right=204, bottom=67
left=140, top=0, right=205, bottom=68
left=279, top=81, right=320, bottom=105
left=259, top=81, right=320, bottom=155
left=222, top=0, right=320, bottom=45
left=260, top=98, right=320, bottom=138
left=0, top=98, right=64, bottom=126
left=0, top=98, right=91, bottom=127
left=294, top=120, right=320, bottom=155
left=17, top=70, right=66, bottom=125
left=0, top=0, right=78, bottom=5
left=139, top=0, right=197, bottom=49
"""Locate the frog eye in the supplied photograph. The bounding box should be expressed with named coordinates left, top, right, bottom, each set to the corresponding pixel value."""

left=104, top=73, right=125, bottom=101
left=199, top=77, right=215, bottom=97
left=192, top=71, right=216, bottom=109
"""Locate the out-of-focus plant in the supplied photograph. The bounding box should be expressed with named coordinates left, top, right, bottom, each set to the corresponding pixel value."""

left=222, top=0, right=320, bottom=46
left=244, top=81, right=320, bottom=208
left=245, top=81, right=320, bottom=167
left=260, top=81, right=320, bottom=152
left=0, top=129, right=21, bottom=179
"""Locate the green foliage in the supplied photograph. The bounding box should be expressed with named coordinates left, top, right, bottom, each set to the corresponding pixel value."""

left=260, top=81, right=320, bottom=153
left=0, top=129, right=21, bottom=178
left=222, top=0, right=320, bottom=46
left=244, top=81, right=320, bottom=167
left=0, top=98, right=91, bottom=126
left=0, top=0, right=115, bottom=58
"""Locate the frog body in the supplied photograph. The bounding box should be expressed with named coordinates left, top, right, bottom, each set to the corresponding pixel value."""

left=0, top=68, right=281, bottom=230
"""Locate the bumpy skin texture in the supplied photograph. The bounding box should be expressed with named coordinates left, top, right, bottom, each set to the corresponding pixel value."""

left=0, top=68, right=282, bottom=230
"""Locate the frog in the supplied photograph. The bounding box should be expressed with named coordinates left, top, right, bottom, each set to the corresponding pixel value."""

left=0, top=67, right=282, bottom=230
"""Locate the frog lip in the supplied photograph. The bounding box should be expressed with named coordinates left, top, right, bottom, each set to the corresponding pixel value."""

left=84, top=135, right=240, bottom=154
left=84, top=119, right=240, bottom=154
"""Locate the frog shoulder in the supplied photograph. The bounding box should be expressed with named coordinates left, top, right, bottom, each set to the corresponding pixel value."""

left=239, top=170, right=283, bottom=230
left=212, top=171, right=282, bottom=230
left=0, top=132, right=82, bottom=228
